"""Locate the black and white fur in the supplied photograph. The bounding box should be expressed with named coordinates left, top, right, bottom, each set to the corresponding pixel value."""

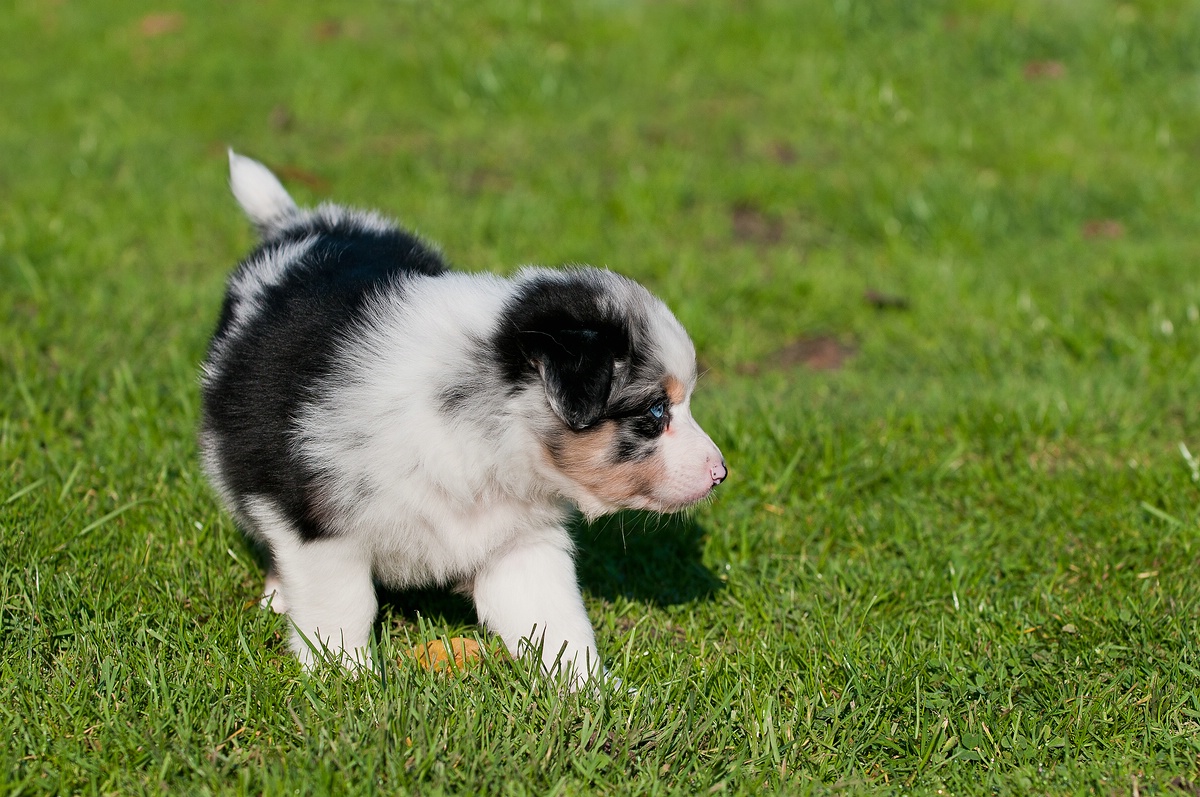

left=200, top=152, right=727, bottom=683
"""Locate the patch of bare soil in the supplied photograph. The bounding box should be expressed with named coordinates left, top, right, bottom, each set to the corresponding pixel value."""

left=730, top=201, right=783, bottom=246
left=738, top=335, right=857, bottom=375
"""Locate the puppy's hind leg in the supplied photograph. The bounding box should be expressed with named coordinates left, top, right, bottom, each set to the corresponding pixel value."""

left=275, top=537, right=377, bottom=671
left=244, top=499, right=376, bottom=670
left=260, top=570, right=288, bottom=614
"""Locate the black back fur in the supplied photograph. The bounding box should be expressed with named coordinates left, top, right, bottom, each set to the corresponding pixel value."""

left=202, top=215, right=447, bottom=540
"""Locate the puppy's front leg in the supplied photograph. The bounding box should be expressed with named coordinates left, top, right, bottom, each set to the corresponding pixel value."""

left=472, top=534, right=599, bottom=687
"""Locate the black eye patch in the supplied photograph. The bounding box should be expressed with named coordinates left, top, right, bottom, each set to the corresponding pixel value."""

left=616, top=397, right=670, bottom=441
left=603, top=393, right=672, bottom=461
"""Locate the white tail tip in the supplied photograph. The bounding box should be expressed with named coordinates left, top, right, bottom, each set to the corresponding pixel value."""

left=228, top=149, right=299, bottom=231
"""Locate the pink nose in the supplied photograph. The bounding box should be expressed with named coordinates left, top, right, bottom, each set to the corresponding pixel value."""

left=710, top=460, right=727, bottom=485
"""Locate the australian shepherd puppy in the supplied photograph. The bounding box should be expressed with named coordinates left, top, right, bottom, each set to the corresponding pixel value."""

left=200, top=152, right=727, bottom=684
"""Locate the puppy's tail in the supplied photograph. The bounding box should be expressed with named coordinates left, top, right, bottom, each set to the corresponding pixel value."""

left=228, top=149, right=299, bottom=235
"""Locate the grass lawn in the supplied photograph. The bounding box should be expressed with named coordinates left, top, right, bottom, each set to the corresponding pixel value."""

left=3, top=0, right=1200, bottom=793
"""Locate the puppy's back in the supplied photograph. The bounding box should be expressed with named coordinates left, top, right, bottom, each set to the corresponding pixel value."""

left=202, top=153, right=450, bottom=540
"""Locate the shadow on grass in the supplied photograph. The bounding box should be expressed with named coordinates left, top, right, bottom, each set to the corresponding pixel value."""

left=376, top=585, right=478, bottom=627
left=375, top=511, right=722, bottom=628
left=573, top=511, right=723, bottom=607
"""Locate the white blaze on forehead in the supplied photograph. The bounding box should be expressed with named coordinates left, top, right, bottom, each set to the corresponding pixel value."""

left=576, top=268, right=697, bottom=386
left=618, top=287, right=716, bottom=514
left=641, top=298, right=697, bottom=390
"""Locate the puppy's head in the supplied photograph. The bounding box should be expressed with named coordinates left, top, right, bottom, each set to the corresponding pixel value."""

left=496, top=268, right=726, bottom=517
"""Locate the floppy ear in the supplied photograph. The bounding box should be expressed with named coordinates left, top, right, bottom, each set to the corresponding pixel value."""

left=520, top=327, right=615, bottom=430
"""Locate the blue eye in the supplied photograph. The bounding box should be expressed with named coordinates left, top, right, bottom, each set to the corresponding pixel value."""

left=649, top=401, right=666, bottom=420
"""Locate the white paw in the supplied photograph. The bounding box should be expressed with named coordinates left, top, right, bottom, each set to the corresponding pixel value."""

left=259, top=573, right=287, bottom=613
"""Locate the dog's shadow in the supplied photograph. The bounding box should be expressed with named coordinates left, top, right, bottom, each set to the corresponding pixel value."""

left=377, top=512, right=721, bottom=627
left=572, top=511, right=722, bottom=606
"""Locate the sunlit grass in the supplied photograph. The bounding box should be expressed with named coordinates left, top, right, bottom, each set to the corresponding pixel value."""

left=3, top=1, right=1200, bottom=794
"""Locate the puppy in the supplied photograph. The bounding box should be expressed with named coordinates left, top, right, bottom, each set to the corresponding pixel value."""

left=200, top=152, right=726, bottom=684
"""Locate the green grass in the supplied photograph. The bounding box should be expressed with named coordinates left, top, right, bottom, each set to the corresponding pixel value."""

left=3, top=0, right=1200, bottom=793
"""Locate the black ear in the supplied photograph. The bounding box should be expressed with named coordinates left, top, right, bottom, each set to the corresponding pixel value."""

left=495, top=269, right=633, bottom=430
left=520, top=327, right=615, bottom=430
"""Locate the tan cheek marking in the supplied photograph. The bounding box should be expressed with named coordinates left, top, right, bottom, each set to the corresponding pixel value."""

left=545, top=422, right=664, bottom=505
